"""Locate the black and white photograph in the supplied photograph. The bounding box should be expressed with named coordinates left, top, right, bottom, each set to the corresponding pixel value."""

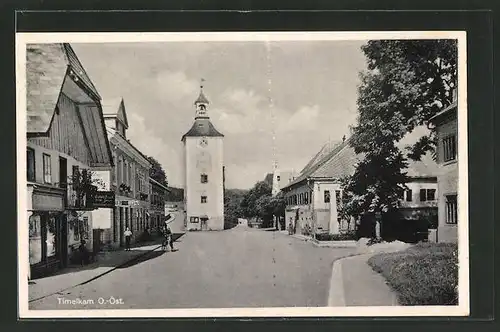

left=16, top=32, right=468, bottom=318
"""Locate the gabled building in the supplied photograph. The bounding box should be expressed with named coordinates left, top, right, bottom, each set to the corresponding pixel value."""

left=428, top=92, right=458, bottom=243
left=281, top=137, right=439, bottom=240
left=26, top=43, right=113, bottom=278
left=92, top=97, right=152, bottom=248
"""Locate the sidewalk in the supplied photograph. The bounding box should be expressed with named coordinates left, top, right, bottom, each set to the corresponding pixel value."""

left=328, top=254, right=399, bottom=306
left=28, top=235, right=183, bottom=302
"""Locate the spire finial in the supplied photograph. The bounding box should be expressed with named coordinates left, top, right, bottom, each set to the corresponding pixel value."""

left=200, top=77, right=205, bottom=90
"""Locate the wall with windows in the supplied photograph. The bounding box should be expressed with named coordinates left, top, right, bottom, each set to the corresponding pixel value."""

left=436, top=115, right=458, bottom=243
left=184, top=136, right=224, bottom=231
left=399, top=180, right=438, bottom=209
left=283, top=180, right=344, bottom=234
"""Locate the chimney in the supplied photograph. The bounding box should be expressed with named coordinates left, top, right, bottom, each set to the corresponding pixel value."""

left=342, top=135, right=346, bottom=143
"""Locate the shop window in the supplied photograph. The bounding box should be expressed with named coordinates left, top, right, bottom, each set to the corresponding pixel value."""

left=43, top=153, right=52, bottom=184
left=27, top=148, right=35, bottom=182
left=446, top=195, right=458, bottom=224
left=29, top=214, right=42, bottom=264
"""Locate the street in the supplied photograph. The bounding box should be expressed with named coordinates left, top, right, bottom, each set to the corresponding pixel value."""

left=30, top=225, right=356, bottom=309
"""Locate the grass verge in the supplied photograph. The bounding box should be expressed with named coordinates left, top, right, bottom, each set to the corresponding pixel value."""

left=367, top=243, right=458, bottom=305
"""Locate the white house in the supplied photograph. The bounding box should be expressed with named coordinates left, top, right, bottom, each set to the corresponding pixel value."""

left=92, top=97, right=152, bottom=248
left=281, top=137, right=439, bottom=241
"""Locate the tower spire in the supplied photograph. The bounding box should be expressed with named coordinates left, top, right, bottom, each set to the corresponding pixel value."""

left=194, top=78, right=209, bottom=119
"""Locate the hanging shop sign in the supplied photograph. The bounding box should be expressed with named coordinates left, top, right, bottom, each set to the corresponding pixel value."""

left=93, top=191, right=115, bottom=208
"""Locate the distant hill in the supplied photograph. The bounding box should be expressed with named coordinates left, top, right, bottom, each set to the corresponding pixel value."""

left=166, top=187, right=184, bottom=202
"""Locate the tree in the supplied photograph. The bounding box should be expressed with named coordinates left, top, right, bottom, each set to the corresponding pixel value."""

left=224, top=188, right=247, bottom=229
left=240, top=181, right=272, bottom=219
left=147, top=156, right=168, bottom=187
left=255, top=195, right=274, bottom=227
left=341, top=40, right=457, bottom=220
left=354, top=40, right=457, bottom=160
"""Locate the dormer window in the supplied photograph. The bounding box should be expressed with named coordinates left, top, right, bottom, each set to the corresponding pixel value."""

left=116, top=120, right=126, bottom=137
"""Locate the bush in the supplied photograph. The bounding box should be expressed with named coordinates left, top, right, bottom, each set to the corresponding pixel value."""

left=315, top=232, right=356, bottom=241
left=368, top=243, right=458, bottom=305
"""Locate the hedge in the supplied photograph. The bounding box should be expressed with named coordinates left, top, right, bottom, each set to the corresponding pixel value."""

left=368, top=243, right=458, bottom=305
left=315, top=232, right=356, bottom=241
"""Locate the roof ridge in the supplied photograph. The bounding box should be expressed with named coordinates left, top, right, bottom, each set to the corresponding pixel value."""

left=284, top=138, right=351, bottom=188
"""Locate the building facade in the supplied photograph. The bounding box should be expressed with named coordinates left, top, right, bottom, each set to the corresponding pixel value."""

left=149, top=177, right=169, bottom=232
left=92, top=98, right=152, bottom=248
left=429, top=97, right=458, bottom=243
left=281, top=138, right=439, bottom=240
left=271, top=169, right=298, bottom=197
left=26, top=43, right=113, bottom=278
left=182, top=87, right=225, bottom=231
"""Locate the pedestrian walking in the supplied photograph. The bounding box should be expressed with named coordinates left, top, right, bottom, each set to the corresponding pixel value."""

left=124, top=227, right=132, bottom=251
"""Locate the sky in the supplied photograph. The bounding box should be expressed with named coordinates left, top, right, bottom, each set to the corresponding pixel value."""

left=72, top=40, right=369, bottom=189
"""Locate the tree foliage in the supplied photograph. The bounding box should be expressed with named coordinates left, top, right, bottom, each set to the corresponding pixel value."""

left=147, top=156, right=168, bottom=187
left=224, top=188, right=247, bottom=229
left=239, top=181, right=286, bottom=228
left=341, top=39, right=457, bottom=217
left=240, top=181, right=272, bottom=219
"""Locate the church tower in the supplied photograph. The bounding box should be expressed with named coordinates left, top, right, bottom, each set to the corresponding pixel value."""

left=182, top=81, right=225, bottom=231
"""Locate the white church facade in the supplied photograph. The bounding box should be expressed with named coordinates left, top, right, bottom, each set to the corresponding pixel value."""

left=182, top=86, right=225, bottom=231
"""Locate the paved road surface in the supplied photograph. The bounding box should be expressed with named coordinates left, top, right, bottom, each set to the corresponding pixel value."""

left=30, top=224, right=356, bottom=309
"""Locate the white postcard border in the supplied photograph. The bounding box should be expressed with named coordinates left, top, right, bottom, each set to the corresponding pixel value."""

left=16, top=31, right=469, bottom=318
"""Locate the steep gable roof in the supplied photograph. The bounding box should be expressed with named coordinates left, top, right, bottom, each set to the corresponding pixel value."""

left=26, top=43, right=101, bottom=134
left=283, top=137, right=439, bottom=190
left=285, top=139, right=353, bottom=189
left=26, top=44, right=68, bottom=133
left=62, top=44, right=100, bottom=100
left=300, top=141, right=342, bottom=174
left=102, top=97, right=129, bottom=128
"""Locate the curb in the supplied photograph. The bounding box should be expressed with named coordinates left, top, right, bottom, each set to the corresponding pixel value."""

left=288, top=233, right=358, bottom=249
left=29, top=234, right=185, bottom=303
left=327, top=258, right=346, bottom=307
